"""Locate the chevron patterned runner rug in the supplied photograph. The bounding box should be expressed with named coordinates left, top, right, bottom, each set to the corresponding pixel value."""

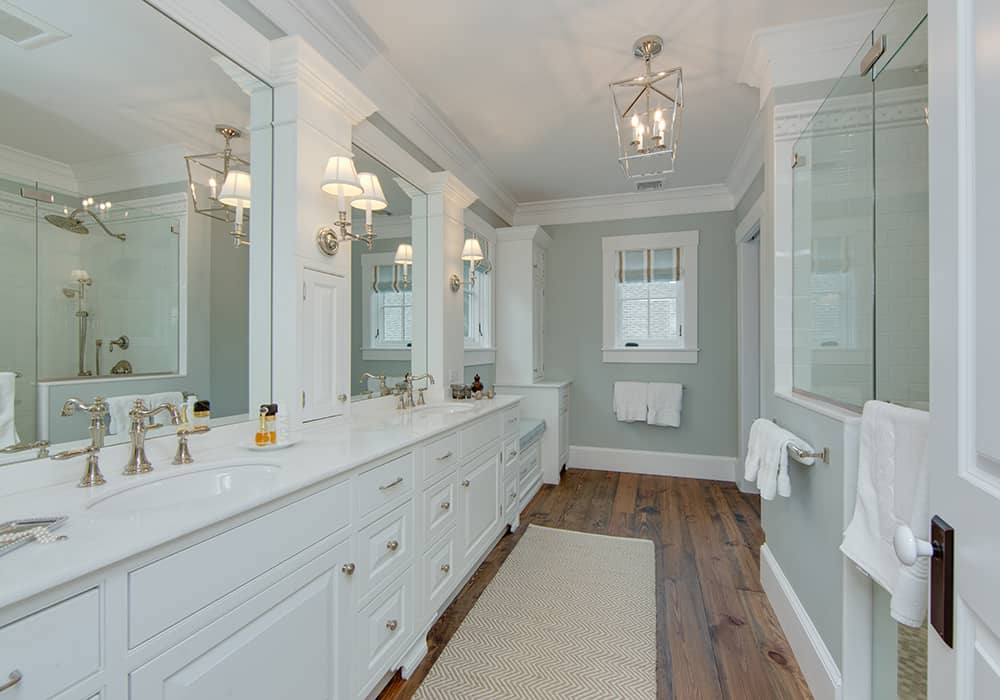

left=413, top=525, right=656, bottom=699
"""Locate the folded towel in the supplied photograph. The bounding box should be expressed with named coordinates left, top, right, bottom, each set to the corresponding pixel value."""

left=841, top=400, right=930, bottom=627
left=106, top=394, right=143, bottom=436
left=147, top=391, right=184, bottom=412
left=613, top=382, right=647, bottom=422
left=744, top=419, right=815, bottom=500
left=0, top=371, right=19, bottom=447
left=647, top=383, right=682, bottom=427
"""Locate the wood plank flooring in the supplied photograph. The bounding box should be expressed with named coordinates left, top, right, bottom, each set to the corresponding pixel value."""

left=377, top=469, right=813, bottom=700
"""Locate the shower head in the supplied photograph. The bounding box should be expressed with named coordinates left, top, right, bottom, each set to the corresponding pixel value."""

left=44, top=213, right=89, bottom=235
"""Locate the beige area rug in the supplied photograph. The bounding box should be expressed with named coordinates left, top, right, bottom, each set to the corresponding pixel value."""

left=413, top=525, right=656, bottom=699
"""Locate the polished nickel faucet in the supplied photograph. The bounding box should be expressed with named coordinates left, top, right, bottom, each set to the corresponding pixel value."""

left=359, top=372, right=390, bottom=397
left=53, top=397, right=109, bottom=487
left=399, top=372, right=435, bottom=409
left=123, top=399, right=181, bottom=475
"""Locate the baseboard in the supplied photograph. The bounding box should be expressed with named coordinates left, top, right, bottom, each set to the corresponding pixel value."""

left=568, top=445, right=736, bottom=482
left=760, top=544, right=843, bottom=700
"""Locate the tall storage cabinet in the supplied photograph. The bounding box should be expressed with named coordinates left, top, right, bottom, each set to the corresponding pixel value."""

left=496, top=225, right=550, bottom=384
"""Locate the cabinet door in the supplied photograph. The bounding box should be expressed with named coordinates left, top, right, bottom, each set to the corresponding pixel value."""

left=131, top=539, right=352, bottom=700
left=300, top=268, right=348, bottom=422
left=559, top=410, right=569, bottom=468
left=532, top=281, right=544, bottom=380
left=460, top=452, right=501, bottom=562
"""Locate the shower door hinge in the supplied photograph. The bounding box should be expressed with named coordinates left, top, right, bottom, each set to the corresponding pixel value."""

left=791, top=152, right=802, bottom=169
left=860, top=34, right=886, bottom=77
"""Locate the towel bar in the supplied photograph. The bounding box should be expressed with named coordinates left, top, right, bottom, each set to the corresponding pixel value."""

left=770, top=418, right=830, bottom=465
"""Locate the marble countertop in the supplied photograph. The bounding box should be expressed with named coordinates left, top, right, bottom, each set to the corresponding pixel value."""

left=0, top=396, right=519, bottom=611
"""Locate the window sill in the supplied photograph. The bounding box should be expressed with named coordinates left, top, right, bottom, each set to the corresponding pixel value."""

left=464, top=348, right=496, bottom=366
left=362, top=347, right=411, bottom=361
left=602, top=348, right=699, bottom=364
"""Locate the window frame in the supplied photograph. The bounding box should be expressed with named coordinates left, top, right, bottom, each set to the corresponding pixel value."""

left=361, top=251, right=413, bottom=361
left=601, top=230, right=699, bottom=364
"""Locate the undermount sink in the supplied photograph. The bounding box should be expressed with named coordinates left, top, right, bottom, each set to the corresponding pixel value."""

left=412, top=403, right=475, bottom=416
left=86, top=462, right=281, bottom=514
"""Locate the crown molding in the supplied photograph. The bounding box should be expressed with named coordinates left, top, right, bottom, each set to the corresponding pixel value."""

left=496, top=225, right=550, bottom=248
left=71, top=144, right=188, bottom=196
left=738, top=8, right=888, bottom=108
left=727, top=106, right=766, bottom=206
left=513, top=184, right=734, bottom=227
left=424, top=172, right=477, bottom=210
left=0, top=143, right=78, bottom=193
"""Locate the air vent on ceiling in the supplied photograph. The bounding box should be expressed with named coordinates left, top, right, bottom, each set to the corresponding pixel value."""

left=0, top=1, right=68, bottom=49
left=636, top=180, right=663, bottom=192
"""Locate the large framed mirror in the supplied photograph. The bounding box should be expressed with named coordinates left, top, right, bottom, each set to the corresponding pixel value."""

left=0, top=0, right=272, bottom=464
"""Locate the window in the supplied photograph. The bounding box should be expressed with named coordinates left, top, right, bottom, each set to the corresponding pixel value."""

left=602, top=230, right=699, bottom=363
left=463, top=230, right=494, bottom=364
left=362, top=252, right=412, bottom=360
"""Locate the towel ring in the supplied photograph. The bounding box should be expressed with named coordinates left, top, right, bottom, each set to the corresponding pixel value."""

left=770, top=418, right=830, bottom=465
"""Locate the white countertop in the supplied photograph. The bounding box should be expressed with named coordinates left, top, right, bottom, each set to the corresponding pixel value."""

left=494, top=380, right=571, bottom=388
left=0, top=396, right=519, bottom=611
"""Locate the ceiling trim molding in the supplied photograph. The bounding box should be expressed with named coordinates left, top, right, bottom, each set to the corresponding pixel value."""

left=513, top=184, right=735, bottom=227
left=0, top=143, right=78, bottom=193
left=353, top=120, right=435, bottom=194
left=72, top=144, right=188, bottom=196
left=738, top=8, right=888, bottom=108
left=726, top=106, right=766, bottom=206
left=245, top=0, right=517, bottom=224
left=424, top=172, right=478, bottom=210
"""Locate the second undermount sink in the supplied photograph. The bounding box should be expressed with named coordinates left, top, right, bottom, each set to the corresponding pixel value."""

left=86, top=462, right=281, bottom=515
left=412, top=403, right=475, bottom=417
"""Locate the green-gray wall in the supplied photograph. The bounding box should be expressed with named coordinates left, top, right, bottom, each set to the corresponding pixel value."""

left=542, top=210, right=739, bottom=458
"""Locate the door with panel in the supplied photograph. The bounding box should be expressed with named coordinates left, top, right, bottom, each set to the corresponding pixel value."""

left=301, top=268, right=349, bottom=422
left=459, top=451, right=501, bottom=562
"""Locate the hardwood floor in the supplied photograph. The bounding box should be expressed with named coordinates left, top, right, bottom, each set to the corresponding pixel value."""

left=377, top=469, right=813, bottom=700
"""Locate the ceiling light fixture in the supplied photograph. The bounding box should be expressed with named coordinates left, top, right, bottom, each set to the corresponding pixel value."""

left=609, top=35, right=683, bottom=179
left=184, top=125, right=251, bottom=233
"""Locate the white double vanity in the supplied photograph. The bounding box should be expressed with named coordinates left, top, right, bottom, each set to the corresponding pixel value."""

left=0, top=397, right=547, bottom=700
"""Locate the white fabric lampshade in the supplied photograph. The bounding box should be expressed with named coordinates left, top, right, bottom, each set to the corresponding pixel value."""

left=320, top=156, right=363, bottom=198
left=461, top=237, right=484, bottom=262
left=217, top=170, right=252, bottom=208
left=394, top=243, right=414, bottom=266
left=350, top=172, right=389, bottom=211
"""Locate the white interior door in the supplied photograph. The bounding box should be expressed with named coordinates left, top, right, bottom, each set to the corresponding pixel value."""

left=927, top=1, right=1000, bottom=696
left=300, top=268, right=348, bottom=422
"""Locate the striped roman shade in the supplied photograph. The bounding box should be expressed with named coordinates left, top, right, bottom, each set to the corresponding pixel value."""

left=615, top=248, right=680, bottom=283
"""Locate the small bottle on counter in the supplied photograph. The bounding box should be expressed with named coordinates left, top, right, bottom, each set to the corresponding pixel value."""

left=193, top=400, right=211, bottom=429
left=265, top=403, right=277, bottom=444
left=255, top=405, right=270, bottom=447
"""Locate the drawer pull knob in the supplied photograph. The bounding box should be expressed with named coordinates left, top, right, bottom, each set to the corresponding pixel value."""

left=510, top=450, right=518, bottom=458
left=342, top=562, right=356, bottom=575
left=0, top=670, right=22, bottom=693
left=462, top=479, right=471, bottom=487
left=386, top=539, right=400, bottom=551
left=440, top=563, right=451, bottom=573
left=386, top=619, right=399, bottom=632
left=440, top=500, right=451, bottom=511
left=436, top=451, right=453, bottom=461
left=379, top=476, right=404, bottom=491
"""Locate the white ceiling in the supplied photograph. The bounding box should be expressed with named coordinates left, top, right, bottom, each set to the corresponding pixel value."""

left=329, top=0, right=881, bottom=203
left=0, top=0, right=261, bottom=172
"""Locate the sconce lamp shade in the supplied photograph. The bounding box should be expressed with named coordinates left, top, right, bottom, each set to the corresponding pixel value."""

left=394, top=243, right=414, bottom=266
left=320, top=156, right=363, bottom=198
left=350, top=172, right=388, bottom=211
left=217, top=169, right=252, bottom=208
left=461, top=237, right=484, bottom=262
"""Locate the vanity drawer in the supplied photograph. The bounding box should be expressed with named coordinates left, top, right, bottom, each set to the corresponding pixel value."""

left=355, top=452, right=414, bottom=520
left=128, top=481, right=350, bottom=647
left=422, top=477, right=456, bottom=545
left=459, top=413, right=503, bottom=459
left=424, top=432, right=459, bottom=484
left=0, top=588, right=100, bottom=698
left=503, top=408, right=520, bottom=436
left=356, top=568, right=414, bottom=698
left=423, top=535, right=457, bottom=616
left=502, top=437, right=520, bottom=481
left=355, top=501, right=413, bottom=604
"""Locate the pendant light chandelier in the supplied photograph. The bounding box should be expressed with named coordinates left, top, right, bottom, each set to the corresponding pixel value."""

left=184, top=125, right=252, bottom=241
left=609, top=35, right=683, bottom=178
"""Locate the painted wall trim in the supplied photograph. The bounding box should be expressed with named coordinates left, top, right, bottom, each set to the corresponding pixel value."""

left=513, top=184, right=735, bottom=227
left=727, top=108, right=766, bottom=206
left=760, top=543, right=843, bottom=700
left=569, top=445, right=735, bottom=482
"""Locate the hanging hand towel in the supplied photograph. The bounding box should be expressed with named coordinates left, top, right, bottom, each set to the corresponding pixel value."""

left=613, top=382, right=647, bottom=423
left=840, top=400, right=930, bottom=628
left=0, top=372, right=19, bottom=447
left=646, top=383, right=682, bottom=427
left=746, top=419, right=816, bottom=500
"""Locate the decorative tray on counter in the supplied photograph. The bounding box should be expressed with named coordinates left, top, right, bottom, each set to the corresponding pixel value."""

left=0, top=516, right=68, bottom=557
left=240, top=438, right=300, bottom=452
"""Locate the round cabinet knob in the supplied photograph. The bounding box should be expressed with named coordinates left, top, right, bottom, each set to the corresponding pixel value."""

left=462, top=479, right=471, bottom=487
left=440, top=563, right=451, bottom=573
left=893, top=525, right=935, bottom=566
left=386, top=619, right=399, bottom=632
left=386, top=539, right=400, bottom=551
left=341, top=562, right=356, bottom=575
left=440, top=501, right=451, bottom=511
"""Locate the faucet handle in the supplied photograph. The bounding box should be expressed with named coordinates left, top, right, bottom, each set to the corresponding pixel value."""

left=173, top=425, right=210, bottom=465
left=53, top=445, right=106, bottom=488
left=417, top=388, right=427, bottom=406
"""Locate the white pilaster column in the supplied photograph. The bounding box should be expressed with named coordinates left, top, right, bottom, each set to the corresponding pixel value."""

left=423, top=172, right=477, bottom=396
left=268, top=37, right=376, bottom=425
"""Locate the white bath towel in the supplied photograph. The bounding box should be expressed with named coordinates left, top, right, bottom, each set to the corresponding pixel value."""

left=647, top=383, right=682, bottom=427
left=106, top=394, right=143, bottom=436
left=0, top=372, right=19, bottom=447
left=613, top=382, right=647, bottom=423
left=743, top=418, right=816, bottom=500
left=841, top=400, right=930, bottom=628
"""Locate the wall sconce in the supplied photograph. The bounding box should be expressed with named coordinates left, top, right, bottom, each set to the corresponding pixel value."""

left=217, top=169, right=252, bottom=247
left=350, top=172, right=388, bottom=251
left=394, top=242, right=413, bottom=288
left=450, top=237, right=484, bottom=292
left=318, top=155, right=363, bottom=256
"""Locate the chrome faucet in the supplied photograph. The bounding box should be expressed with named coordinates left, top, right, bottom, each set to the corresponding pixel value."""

left=53, top=397, right=109, bottom=487
left=359, top=372, right=390, bottom=396
left=123, top=399, right=181, bottom=475
left=400, top=372, right=435, bottom=409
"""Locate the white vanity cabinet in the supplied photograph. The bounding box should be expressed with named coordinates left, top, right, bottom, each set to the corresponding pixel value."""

left=495, top=225, right=551, bottom=384
left=459, top=451, right=501, bottom=563
left=495, top=381, right=571, bottom=485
